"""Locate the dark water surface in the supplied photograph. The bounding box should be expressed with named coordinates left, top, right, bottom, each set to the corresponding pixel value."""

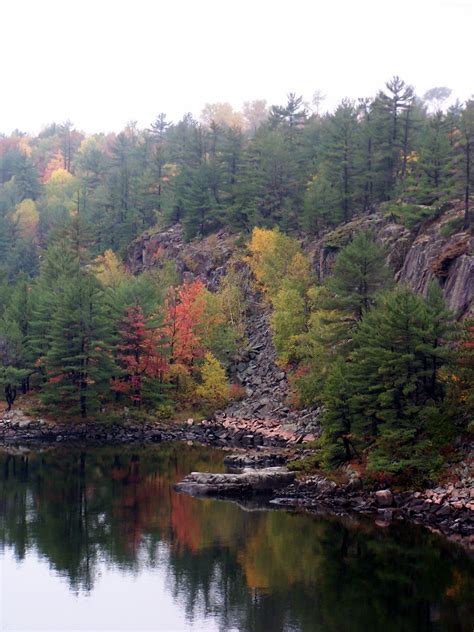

left=0, top=444, right=472, bottom=632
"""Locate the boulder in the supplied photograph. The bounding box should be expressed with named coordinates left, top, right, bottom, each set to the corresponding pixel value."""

left=375, top=489, right=393, bottom=507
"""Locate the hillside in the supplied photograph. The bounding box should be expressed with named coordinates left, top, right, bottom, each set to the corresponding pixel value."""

left=128, top=201, right=473, bottom=319
left=0, top=78, right=472, bottom=488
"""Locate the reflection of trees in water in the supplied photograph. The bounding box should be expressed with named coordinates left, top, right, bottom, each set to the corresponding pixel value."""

left=0, top=446, right=473, bottom=632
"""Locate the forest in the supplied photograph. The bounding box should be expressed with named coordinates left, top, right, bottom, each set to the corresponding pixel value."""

left=0, top=76, right=472, bottom=479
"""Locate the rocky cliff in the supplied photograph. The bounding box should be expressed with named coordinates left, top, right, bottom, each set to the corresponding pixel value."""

left=128, top=203, right=472, bottom=319
left=126, top=224, right=238, bottom=291
left=126, top=203, right=472, bottom=432
left=307, top=202, right=473, bottom=319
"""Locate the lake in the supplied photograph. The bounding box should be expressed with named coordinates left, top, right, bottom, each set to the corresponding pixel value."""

left=0, top=444, right=472, bottom=631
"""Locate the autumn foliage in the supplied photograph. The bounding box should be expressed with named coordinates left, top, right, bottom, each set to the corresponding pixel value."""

left=112, top=306, right=167, bottom=405
left=163, top=280, right=207, bottom=368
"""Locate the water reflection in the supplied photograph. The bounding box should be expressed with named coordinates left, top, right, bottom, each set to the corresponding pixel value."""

left=0, top=445, right=472, bottom=632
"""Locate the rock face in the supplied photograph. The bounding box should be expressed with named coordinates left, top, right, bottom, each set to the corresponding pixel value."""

left=126, top=224, right=237, bottom=290
left=397, top=226, right=473, bottom=318
left=307, top=204, right=473, bottom=319
left=175, top=467, right=296, bottom=497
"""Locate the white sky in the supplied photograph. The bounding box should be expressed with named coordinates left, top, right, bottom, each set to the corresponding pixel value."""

left=0, top=0, right=473, bottom=135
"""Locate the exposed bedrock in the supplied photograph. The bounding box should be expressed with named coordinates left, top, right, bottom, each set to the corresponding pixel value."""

left=175, top=467, right=296, bottom=497
left=308, top=204, right=473, bottom=319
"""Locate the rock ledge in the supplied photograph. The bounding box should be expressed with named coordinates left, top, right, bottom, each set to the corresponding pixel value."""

left=175, top=467, right=295, bottom=497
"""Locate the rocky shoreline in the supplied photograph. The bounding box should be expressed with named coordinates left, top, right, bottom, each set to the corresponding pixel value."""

left=0, top=406, right=318, bottom=448
left=270, top=469, right=474, bottom=549
left=1, top=409, right=472, bottom=551
left=175, top=447, right=474, bottom=551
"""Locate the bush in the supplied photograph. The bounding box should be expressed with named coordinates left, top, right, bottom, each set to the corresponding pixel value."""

left=381, top=202, right=437, bottom=229
left=440, top=216, right=465, bottom=237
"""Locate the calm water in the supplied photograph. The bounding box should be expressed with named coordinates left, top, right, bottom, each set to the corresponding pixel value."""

left=0, top=444, right=472, bottom=632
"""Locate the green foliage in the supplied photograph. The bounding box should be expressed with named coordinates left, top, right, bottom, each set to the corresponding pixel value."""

left=320, top=284, right=455, bottom=477
left=326, top=231, right=392, bottom=322
left=40, top=272, right=116, bottom=418
left=0, top=78, right=470, bottom=282
left=270, top=287, right=306, bottom=364
left=199, top=290, right=240, bottom=365
left=320, top=358, right=357, bottom=466
left=440, top=215, right=465, bottom=237
left=381, top=202, right=438, bottom=228
left=302, top=173, right=341, bottom=234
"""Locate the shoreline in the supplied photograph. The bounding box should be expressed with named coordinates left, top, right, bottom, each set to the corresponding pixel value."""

left=1, top=411, right=472, bottom=552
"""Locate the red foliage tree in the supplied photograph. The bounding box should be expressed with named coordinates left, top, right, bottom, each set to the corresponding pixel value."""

left=111, top=306, right=168, bottom=405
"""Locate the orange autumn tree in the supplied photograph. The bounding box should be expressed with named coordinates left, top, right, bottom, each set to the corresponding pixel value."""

left=163, top=280, right=207, bottom=371
left=112, top=305, right=168, bottom=406
left=162, top=279, right=236, bottom=405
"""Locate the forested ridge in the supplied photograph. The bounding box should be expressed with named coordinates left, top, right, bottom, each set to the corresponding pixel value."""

left=0, top=76, right=472, bottom=481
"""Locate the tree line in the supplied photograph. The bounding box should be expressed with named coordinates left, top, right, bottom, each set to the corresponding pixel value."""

left=0, top=78, right=473, bottom=286
left=0, top=218, right=243, bottom=418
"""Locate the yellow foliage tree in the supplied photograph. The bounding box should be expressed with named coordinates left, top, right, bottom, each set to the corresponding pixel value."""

left=12, top=199, right=39, bottom=240
left=271, top=287, right=307, bottom=365
left=247, top=227, right=311, bottom=299
left=218, top=266, right=247, bottom=337
left=196, top=352, right=230, bottom=409
left=201, top=102, right=244, bottom=128
left=42, top=168, right=79, bottom=220
left=95, top=249, right=128, bottom=288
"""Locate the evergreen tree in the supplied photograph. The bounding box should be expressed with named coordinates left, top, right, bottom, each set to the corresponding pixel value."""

left=320, top=358, right=358, bottom=465
left=371, top=76, right=415, bottom=200
left=182, top=164, right=214, bottom=240
left=458, top=99, right=474, bottom=229
left=414, top=110, right=454, bottom=202
left=346, top=285, right=452, bottom=475
left=41, top=272, right=115, bottom=417
left=320, top=99, right=359, bottom=222
left=326, top=232, right=391, bottom=322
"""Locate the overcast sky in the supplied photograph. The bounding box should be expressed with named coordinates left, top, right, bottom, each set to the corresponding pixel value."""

left=1, top=0, right=472, bottom=135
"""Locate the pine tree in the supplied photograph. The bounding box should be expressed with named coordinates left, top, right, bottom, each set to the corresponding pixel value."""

left=320, top=99, right=359, bottom=222
left=457, top=99, right=474, bottom=229
left=182, top=164, right=214, bottom=240
left=414, top=110, right=454, bottom=203
left=371, top=76, right=415, bottom=200
left=41, top=272, right=115, bottom=417
left=348, top=285, right=453, bottom=474
left=320, top=358, right=358, bottom=465
left=326, top=232, right=391, bottom=322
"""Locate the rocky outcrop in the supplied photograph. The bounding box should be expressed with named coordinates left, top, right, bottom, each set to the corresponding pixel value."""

left=0, top=409, right=166, bottom=445
left=0, top=409, right=306, bottom=449
left=307, top=204, right=473, bottom=319
left=126, top=224, right=238, bottom=290
left=175, top=467, right=295, bottom=497
left=271, top=447, right=474, bottom=546
left=397, top=221, right=473, bottom=318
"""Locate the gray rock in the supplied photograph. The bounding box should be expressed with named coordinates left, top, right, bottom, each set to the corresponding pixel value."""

left=175, top=467, right=295, bottom=497
left=375, top=490, right=393, bottom=507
